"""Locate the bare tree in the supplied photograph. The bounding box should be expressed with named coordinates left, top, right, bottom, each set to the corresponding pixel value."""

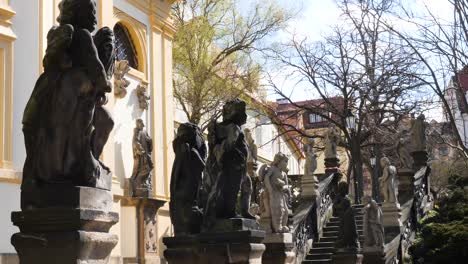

left=172, top=0, right=290, bottom=130
left=385, top=0, right=468, bottom=159
left=264, top=0, right=426, bottom=202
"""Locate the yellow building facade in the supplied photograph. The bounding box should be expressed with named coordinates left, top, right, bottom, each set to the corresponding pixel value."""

left=0, top=0, right=178, bottom=263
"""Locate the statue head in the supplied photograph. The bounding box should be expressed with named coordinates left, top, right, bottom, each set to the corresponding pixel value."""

left=380, top=156, right=391, bottom=168
left=136, top=119, right=145, bottom=130
left=174, top=122, right=206, bottom=158
left=272, top=152, right=289, bottom=173
left=57, top=0, right=97, bottom=32
left=222, top=99, right=247, bottom=126
left=244, top=128, right=254, bottom=143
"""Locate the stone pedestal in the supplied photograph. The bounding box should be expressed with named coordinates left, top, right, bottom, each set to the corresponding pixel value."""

left=411, top=150, right=428, bottom=169
left=11, top=185, right=119, bottom=264
left=363, top=247, right=385, bottom=264
left=262, top=233, right=295, bottom=264
left=381, top=202, right=402, bottom=242
left=163, top=219, right=266, bottom=264
left=332, top=249, right=363, bottom=264
left=325, top=157, right=340, bottom=176
left=397, top=168, right=414, bottom=204
left=121, top=197, right=166, bottom=264
left=301, top=175, right=319, bottom=200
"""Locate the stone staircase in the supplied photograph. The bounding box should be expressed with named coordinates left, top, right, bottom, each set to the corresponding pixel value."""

left=303, top=204, right=365, bottom=263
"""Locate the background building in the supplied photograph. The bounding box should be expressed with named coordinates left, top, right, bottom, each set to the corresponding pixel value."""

left=0, top=1, right=178, bottom=263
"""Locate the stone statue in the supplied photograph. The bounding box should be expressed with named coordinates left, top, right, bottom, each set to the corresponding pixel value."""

left=136, top=83, right=150, bottom=110
left=410, top=114, right=427, bottom=152
left=304, top=137, right=318, bottom=178
left=336, top=197, right=360, bottom=249
left=244, top=128, right=259, bottom=204
left=21, top=0, right=115, bottom=200
left=397, top=129, right=412, bottom=169
left=333, top=181, right=349, bottom=217
left=258, top=153, right=290, bottom=233
left=130, top=119, right=154, bottom=197
left=114, top=60, right=130, bottom=98
left=203, top=99, right=255, bottom=228
left=170, top=123, right=207, bottom=236
left=325, top=124, right=340, bottom=159
left=363, top=196, right=384, bottom=248
left=379, top=157, right=397, bottom=203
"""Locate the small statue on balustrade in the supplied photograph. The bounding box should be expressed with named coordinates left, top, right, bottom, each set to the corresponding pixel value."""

left=170, top=123, right=207, bottom=236
left=410, top=114, right=427, bottom=152
left=397, top=129, right=412, bottom=169
left=379, top=157, right=398, bottom=204
left=336, top=197, right=360, bottom=249
left=304, top=137, right=318, bottom=179
left=332, top=181, right=349, bottom=217
left=203, top=99, right=255, bottom=229
left=258, top=153, right=291, bottom=233
left=363, top=196, right=384, bottom=248
left=130, top=119, right=154, bottom=197
left=325, top=124, right=340, bottom=160
left=244, top=128, right=260, bottom=204
left=21, top=0, right=115, bottom=200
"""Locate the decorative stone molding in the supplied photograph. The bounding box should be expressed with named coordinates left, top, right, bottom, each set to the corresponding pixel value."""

left=114, top=60, right=131, bottom=98
left=136, top=82, right=150, bottom=110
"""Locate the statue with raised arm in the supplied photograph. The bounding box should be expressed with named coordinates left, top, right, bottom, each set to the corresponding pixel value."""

left=379, top=157, right=397, bottom=203
left=21, top=0, right=115, bottom=205
left=130, top=119, right=154, bottom=197
left=203, top=99, right=255, bottom=229
left=325, top=124, right=340, bottom=160
left=170, top=123, right=207, bottom=236
left=363, top=196, right=384, bottom=248
left=258, top=153, right=290, bottom=233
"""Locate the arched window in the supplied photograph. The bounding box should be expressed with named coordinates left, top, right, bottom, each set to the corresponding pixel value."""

left=113, top=22, right=139, bottom=70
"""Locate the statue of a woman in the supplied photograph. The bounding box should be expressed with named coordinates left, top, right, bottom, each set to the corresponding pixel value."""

left=379, top=157, right=397, bottom=203
left=130, top=119, right=154, bottom=197
left=258, top=153, right=290, bottom=233
left=21, top=0, right=115, bottom=203
left=203, top=99, right=254, bottom=228
left=410, top=114, right=427, bottom=152
left=363, top=197, right=384, bottom=248
left=304, top=137, right=318, bottom=178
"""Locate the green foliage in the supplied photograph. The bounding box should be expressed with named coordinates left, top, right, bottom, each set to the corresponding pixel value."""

left=410, top=173, right=468, bottom=263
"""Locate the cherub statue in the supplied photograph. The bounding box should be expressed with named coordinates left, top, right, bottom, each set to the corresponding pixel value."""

left=21, top=0, right=115, bottom=203
left=379, top=157, right=398, bottom=203
left=258, top=153, right=291, bottom=233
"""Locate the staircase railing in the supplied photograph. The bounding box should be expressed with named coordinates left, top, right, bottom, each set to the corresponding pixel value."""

left=292, top=172, right=340, bottom=263
left=397, top=166, right=432, bottom=263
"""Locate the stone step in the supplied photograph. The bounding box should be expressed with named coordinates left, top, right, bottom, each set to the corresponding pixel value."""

left=322, top=230, right=339, bottom=237
left=306, top=253, right=333, bottom=260
left=320, top=236, right=338, bottom=243
left=308, top=247, right=335, bottom=254
left=302, top=259, right=332, bottom=263
left=323, top=226, right=339, bottom=232
left=312, top=241, right=335, bottom=248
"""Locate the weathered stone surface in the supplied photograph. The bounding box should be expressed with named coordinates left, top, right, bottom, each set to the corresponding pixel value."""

left=163, top=229, right=266, bottom=264
left=381, top=202, right=402, bottom=242
left=11, top=231, right=118, bottom=264
left=20, top=184, right=113, bottom=211
left=362, top=248, right=385, bottom=264
left=262, top=233, right=295, bottom=264
left=130, top=119, right=154, bottom=198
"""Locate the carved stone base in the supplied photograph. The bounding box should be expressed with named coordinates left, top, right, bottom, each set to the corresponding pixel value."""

left=259, top=217, right=272, bottom=233
left=163, top=219, right=266, bottom=264
left=301, top=176, right=319, bottom=200
left=397, top=168, right=414, bottom=204
left=411, top=150, right=428, bottom=169
left=325, top=158, right=340, bottom=176
left=11, top=186, right=119, bottom=264
left=332, top=249, right=363, bottom=264
left=262, top=233, right=295, bottom=264
left=363, top=247, right=385, bottom=264
left=11, top=231, right=118, bottom=264
left=381, top=202, right=402, bottom=242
